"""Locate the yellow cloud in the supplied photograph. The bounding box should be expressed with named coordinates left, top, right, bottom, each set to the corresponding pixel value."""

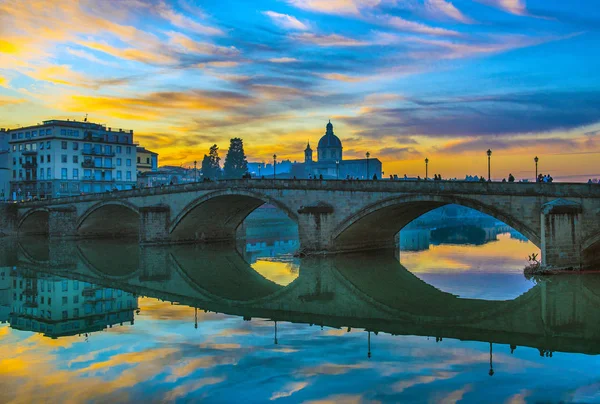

left=0, top=39, right=18, bottom=54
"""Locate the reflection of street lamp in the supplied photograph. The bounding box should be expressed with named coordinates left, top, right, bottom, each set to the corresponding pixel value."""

left=273, top=154, right=277, bottom=179
left=425, top=158, right=429, bottom=179
left=534, top=156, right=539, bottom=182
left=489, top=342, right=494, bottom=376
left=336, top=160, right=339, bottom=179
left=194, top=160, right=197, bottom=182
left=274, top=321, right=278, bottom=345
left=366, top=152, right=370, bottom=179
left=487, top=149, right=492, bottom=181
left=367, top=331, right=372, bottom=359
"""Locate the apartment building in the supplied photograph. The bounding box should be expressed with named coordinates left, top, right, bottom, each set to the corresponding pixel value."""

left=8, top=119, right=138, bottom=199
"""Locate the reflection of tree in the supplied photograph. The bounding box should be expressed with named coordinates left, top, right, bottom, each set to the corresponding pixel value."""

left=430, top=225, right=487, bottom=245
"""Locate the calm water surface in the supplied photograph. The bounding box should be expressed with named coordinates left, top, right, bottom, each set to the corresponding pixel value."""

left=0, top=227, right=599, bottom=403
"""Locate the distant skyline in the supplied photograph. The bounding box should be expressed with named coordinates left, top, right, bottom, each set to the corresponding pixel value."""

left=1, top=0, right=599, bottom=180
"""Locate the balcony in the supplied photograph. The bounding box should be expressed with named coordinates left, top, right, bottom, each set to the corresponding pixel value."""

left=22, top=150, right=38, bottom=156
left=23, top=162, right=37, bottom=169
left=82, top=176, right=115, bottom=182
left=82, top=149, right=116, bottom=157
left=82, top=160, right=115, bottom=169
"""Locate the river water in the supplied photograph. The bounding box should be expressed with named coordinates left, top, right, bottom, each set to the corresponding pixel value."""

left=0, top=222, right=599, bottom=403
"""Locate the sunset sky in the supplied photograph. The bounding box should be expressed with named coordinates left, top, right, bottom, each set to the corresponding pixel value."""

left=1, top=0, right=599, bottom=180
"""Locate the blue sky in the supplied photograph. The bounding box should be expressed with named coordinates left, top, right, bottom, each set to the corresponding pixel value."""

left=1, top=0, right=599, bottom=179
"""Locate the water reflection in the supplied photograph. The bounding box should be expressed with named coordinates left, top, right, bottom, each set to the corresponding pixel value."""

left=1, top=239, right=599, bottom=402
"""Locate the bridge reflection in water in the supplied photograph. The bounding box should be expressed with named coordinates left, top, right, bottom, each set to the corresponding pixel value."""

left=5, top=238, right=600, bottom=357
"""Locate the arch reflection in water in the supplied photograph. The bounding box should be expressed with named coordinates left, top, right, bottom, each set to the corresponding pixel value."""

left=5, top=239, right=600, bottom=357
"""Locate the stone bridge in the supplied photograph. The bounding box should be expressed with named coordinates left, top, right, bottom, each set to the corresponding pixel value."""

left=5, top=179, right=600, bottom=269
left=10, top=240, right=600, bottom=355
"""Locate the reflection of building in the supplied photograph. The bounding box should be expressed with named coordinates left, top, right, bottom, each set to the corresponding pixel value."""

left=7, top=119, right=138, bottom=199
left=400, top=229, right=431, bottom=251
left=136, top=146, right=158, bottom=173
left=291, top=121, right=382, bottom=179
left=8, top=268, right=137, bottom=338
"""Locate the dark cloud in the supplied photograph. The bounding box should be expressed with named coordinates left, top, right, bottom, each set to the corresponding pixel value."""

left=340, top=91, right=600, bottom=138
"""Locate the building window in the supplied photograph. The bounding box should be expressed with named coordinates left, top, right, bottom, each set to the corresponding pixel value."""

left=126, top=147, right=131, bottom=154
left=116, top=171, right=122, bottom=180
left=12, top=170, right=15, bottom=179
left=126, top=171, right=131, bottom=180
left=126, top=159, right=131, bottom=167
left=117, top=158, right=122, bottom=166
left=47, top=168, right=51, bottom=178
left=73, top=142, right=79, bottom=150
left=84, top=169, right=91, bottom=178
left=46, top=129, right=52, bottom=135
left=73, top=155, right=78, bottom=163
left=73, top=280, right=79, bottom=290
left=61, top=168, right=67, bottom=179
left=46, top=141, right=51, bottom=149
left=104, top=158, right=112, bottom=168
left=61, top=129, right=67, bottom=136
left=47, top=154, right=51, bottom=163
left=105, top=145, right=112, bottom=154
left=11, top=145, right=15, bottom=151
left=62, top=296, right=67, bottom=305
left=146, top=157, right=150, bottom=164
left=73, top=296, right=79, bottom=304
left=61, top=155, right=67, bottom=163
left=18, top=144, right=22, bottom=151
left=116, top=146, right=122, bottom=153
left=40, top=142, right=44, bottom=150
left=62, top=310, right=68, bottom=320
left=137, top=157, right=140, bottom=163
left=12, top=157, right=15, bottom=166
left=61, top=141, right=67, bottom=149
left=40, top=169, right=44, bottom=179
left=32, top=130, right=37, bottom=137
left=62, top=280, right=68, bottom=292
left=73, top=168, right=79, bottom=180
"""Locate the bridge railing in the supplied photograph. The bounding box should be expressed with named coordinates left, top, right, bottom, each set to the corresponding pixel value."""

left=14, top=178, right=600, bottom=207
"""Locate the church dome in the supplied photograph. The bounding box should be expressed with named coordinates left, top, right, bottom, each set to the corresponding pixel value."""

left=318, top=120, right=342, bottom=149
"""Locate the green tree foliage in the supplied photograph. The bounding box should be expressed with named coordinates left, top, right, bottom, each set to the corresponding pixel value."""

left=201, top=144, right=221, bottom=180
left=223, top=138, right=248, bottom=179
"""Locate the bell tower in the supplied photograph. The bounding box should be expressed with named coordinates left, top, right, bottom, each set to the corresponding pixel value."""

left=304, top=141, right=313, bottom=164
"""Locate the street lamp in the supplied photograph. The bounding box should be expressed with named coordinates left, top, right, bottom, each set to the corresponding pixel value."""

left=336, top=160, right=339, bottom=179
left=273, top=154, right=277, bottom=180
left=489, top=342, right=494, bottom=376
left=194, top=160, right=197, bottom=182
left=366, top=151, right=370, bottom=179
left=425, top=158, right=429, bottom=179
left=487, top=149, right=492, bottom=181
left=534, top=156, right=539, bottom=182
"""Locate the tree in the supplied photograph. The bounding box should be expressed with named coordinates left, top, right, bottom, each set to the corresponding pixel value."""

left=201, top=144, right=221, bottom=180
left=223, top=138, right=248, bottom=179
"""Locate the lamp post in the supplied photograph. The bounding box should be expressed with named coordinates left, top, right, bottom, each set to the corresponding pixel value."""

left=534, top=156, right=539, bottom=182
left=336, top=160, right=339, bottom=179
left=194, top=160, right=197, bottom=182
left=366, top=151, right=370, bottom=179
left=425, top=158, right=429, bottom=179
left=487, top=149, right=492, bottom=181
left=273, top=154, right=277, bottom=180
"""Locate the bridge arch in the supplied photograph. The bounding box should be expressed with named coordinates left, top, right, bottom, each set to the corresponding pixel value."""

left=18, top=208, right=50, bottom=235
left=332, top=194, right=540, bottom=252
left=77, top=201, right=140, bottom=238
left=169, top=189, right=298, bottom=243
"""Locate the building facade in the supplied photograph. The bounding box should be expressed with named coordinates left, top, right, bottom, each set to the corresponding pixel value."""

left=136, top=146, right=158, bottom=174
left=8, top=119, right=138, bottom=199
left=291, top=121, right=382, bottom=179
left=0, top=128, right=10, bottom=200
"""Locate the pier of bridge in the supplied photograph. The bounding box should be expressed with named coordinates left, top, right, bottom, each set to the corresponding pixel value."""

left=4, top=179, right=600, bottom=270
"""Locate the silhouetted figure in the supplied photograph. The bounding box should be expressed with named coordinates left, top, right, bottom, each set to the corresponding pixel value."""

left=417, top=176, right=421, bottom=181
left=372, top=174, right=377, bottom=180
left=319, top=174, right=323, bottom=180
left=508, top=174, right=515, bottom=182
